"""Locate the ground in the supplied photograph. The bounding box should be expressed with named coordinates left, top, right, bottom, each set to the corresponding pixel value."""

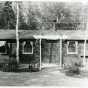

left=0, top=64, right=88, bottom=86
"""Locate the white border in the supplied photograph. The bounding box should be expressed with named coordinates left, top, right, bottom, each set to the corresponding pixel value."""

left=67, top=41, right=78, bottom=55
left=22, top=41, right=33, bottom=54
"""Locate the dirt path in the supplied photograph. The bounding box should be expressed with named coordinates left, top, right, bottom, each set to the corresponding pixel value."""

left=0, top=66, right=87, bottom=86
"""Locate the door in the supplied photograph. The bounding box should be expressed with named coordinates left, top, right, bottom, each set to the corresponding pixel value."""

left=42, top=40, right=60, bottom=65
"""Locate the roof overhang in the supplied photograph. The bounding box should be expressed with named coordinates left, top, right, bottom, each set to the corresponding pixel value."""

left=0, top=30, right=88, bottom=40
left=33, top=35, right=61, bottom=40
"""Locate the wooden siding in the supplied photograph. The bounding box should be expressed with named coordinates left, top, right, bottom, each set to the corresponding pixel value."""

left=19, top=39, right=40, bottom=65
left=63, top=40, right=85, bottom=65
left=42, top=40, right=60, bottom=64
left=0, top=39, right=40, bottom=66
left=0, top=39, right=88, bottom=67
left=79, top=41, right=88, bottom=56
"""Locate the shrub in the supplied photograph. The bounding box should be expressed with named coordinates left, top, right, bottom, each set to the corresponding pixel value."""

left=64, top=55, right=82, bottom=75
left=67, top=63, right=80, bottom=74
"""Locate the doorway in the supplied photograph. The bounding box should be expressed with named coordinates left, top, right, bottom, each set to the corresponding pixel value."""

left=41, top=40, right=60, bottom=68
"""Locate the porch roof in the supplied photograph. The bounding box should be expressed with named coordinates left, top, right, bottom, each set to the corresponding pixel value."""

left=20, top=29, right=88, bottom=40
left=0, top=30, right=16, bottom=39
left=56, top=30, right=88, bottom=40
left=0, top=29, right=88, bottom=40
left=0, top=30, right=23, bottom=39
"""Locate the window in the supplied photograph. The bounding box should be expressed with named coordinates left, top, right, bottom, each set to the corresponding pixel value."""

left=0, top=41, right=7, bottom=54
left=22, top=41, right=33, bottom=54
left=67, top=41, right=78, bottom=54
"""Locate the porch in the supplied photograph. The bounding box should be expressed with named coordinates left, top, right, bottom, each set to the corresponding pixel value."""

left=0, top=30, right=88, bottom=71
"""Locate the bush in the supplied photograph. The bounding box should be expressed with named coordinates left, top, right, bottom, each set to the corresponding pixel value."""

left=64, top=55, right=82, bottom=75
left=67, top=63, right=80, bottom=74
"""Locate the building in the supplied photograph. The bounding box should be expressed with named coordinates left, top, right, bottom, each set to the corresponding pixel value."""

left=0, top=29, right=87, bottom=71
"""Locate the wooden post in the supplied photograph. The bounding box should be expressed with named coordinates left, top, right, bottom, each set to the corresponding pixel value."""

left=49, top=43, right=53, bottom=63
left=83, top=39, right=86, bottom=66
left=16, top=2, right=19, bottom=64
left=39, top=39, right=42, bottom=70
left=60, top=39, right=62, bottom=67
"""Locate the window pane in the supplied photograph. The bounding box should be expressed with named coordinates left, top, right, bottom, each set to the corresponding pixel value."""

left=68, top=41, right=76, bottom=53
left=0, top=41, right=6, bottom=54
left=0, top=46, right=6, bottom=53
left=23, top=41, right=33, bottom=53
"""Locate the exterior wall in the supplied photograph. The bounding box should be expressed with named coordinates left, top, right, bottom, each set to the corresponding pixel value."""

left=19, top=40, right=34, bottom=64
left=1, top=39, right=88, bottom=67
left=62, top=40, right=84, bottom=66
left=10, top=40, right=88, bottom=66
left=0, top=39, right=40, bottom=67
left=42, top=40, right=60, bottom=64
left=0, top=55, right=9, bottom=64
left=79, top=41, right=88, bottom=56
left=0, top=40, right=16, bottom=64
left=19, top=39, right=40, bottom=65
left=0, top=39, right=61, bottom=66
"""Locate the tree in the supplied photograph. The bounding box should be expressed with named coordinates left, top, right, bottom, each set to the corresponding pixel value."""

left=0, top=1, right=16, bottom=29
left=20, top=1, right=84, bottom=30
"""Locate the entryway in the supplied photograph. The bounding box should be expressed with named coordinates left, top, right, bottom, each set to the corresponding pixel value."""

left=41, top=40, right=60, bottom=68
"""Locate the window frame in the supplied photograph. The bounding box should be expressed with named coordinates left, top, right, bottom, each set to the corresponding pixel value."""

left=22, top=41, right=33, bottom=54
left=67, top=41, right=78, bottom=54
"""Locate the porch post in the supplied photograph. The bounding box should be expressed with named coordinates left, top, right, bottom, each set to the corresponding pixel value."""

left=39, top=39, right=42, bottom=70
left=83, top=39, right=86, bottom=66
left=60, top=39, right=62, bottom=67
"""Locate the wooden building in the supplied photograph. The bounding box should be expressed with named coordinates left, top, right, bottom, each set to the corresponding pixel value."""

left=0, top=29, right=88, bottom=71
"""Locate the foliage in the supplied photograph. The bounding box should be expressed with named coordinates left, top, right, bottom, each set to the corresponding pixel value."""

left=64, top=55, right=82, bottom=75
left=0, top=1, right=29, bottom=30
left=0, top=1, right=16, bottom=29
left=20, top=2, right=84, bottom=30
left=0, top=1, right=87, bottom=30
left=65, top=63, right=80, bottom=76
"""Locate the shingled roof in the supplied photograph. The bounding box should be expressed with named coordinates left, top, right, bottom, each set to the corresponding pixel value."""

left=20, top=29, right=88, bottom=40
left=0, top=29, right=88, bottom=40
